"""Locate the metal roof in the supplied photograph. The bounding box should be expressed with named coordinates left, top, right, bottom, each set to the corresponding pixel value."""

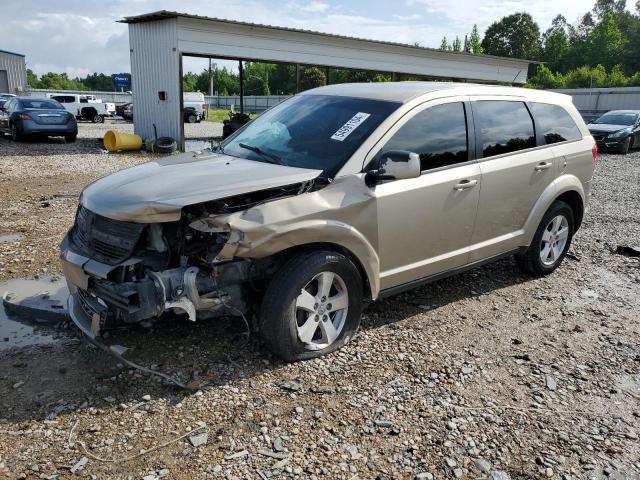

left=120, top=10, right=539, bottom=66
left=0, top=49, right=25, bottom=57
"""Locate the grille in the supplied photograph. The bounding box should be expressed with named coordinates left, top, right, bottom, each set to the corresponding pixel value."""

left=70, top=206, right=145, bottom=265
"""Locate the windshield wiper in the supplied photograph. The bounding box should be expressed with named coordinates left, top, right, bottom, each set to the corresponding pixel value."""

left=238, top=143, right=283, bottom=165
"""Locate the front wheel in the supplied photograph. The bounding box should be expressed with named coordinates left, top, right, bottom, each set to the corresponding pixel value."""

left=260, top=251, right=364, bottom=362
left=516, top=201, right=574, bottom=276
left=620, top=137, right=632, bottom=154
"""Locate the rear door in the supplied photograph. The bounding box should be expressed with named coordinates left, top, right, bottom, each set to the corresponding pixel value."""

left=469, top=98, right=558, bottom=261
left=370, top=98, right=482, bottom=290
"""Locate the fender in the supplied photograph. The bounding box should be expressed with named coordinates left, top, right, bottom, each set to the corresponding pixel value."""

left=232, top=220, right=381, bottom=299
left=521, top=173, right=585, bottom=247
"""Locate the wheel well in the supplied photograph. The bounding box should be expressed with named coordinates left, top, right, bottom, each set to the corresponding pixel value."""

left=81, top=107, right=97, bottom=116
left=272, top=242, right=373, bottom=300
left=556, top=190, right=584, bottom=230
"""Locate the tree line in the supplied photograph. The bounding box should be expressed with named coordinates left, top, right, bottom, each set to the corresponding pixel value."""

left=27, top=70, right=120, bottom=91
left=440, top=0, right=640, bottom=88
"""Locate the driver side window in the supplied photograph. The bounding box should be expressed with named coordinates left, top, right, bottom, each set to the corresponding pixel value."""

left=380, top=102, right=468, bottom=171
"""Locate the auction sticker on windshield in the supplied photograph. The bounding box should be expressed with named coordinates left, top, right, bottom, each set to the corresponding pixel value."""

left=331, top=112, right=371, bottom=141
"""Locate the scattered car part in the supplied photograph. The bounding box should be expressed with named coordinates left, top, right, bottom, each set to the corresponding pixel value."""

left=222, top=112, right=251, bottom=139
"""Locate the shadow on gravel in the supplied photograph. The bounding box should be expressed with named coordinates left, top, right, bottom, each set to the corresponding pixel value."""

left=0, top=135, right=107, bottom=156
left=0, top=257, right=528, bottom=424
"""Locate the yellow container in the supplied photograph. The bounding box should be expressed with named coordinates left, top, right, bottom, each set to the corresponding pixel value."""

left=103, top=130, right=143, bottom=152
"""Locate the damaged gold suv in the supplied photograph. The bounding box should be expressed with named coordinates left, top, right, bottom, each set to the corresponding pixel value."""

left=60, top=82, right=595, bottom=361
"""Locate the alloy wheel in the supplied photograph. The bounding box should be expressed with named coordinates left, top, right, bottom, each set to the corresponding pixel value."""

left=540, top=215, right=569, bottom=266
left=294, top=271, right=349, bottom=350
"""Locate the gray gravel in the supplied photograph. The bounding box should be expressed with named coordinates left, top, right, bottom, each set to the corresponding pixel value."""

left=78, top=119, right=223, bottom=140
left=0, top=146, right=639, bottom=479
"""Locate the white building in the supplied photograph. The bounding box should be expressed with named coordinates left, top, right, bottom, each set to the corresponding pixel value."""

left=121, top=11, right=536, bottom=148
left=0, top=49, right=27, bottom=94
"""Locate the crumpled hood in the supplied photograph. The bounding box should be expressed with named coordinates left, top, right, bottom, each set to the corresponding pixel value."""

left=587, top=123, right=631, bottom=133
left=80, top=151, right=322, bottom=222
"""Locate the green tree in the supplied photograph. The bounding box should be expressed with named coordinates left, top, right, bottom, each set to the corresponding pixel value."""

left=481, top=13, right=541, bottom=60
left=563, top=64, right=607, bottom=87
left=300, top=67, right=326, bottom=91
left=542, top=17, right=570, bottom=72
left=452, top=36, right=462, bottom=52
left=83, top=73, right=114, bottom=91
left=38, top=72, right=86, bottom=90
left=182, top=72, right=199, bottom=92
left=606, top=64, right=629, bottom=86
left=26, top=69, right=40, bottom=88
left=585, top=12, right=623, bottom=69
left=439, top=36, right=450, bottom=50
left=527, top=64, right=565, bottom=88
left=469, top=25, right=482, bottom=54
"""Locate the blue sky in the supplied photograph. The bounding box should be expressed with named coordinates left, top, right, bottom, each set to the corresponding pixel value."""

left=2, top=0, right=633, bottom=77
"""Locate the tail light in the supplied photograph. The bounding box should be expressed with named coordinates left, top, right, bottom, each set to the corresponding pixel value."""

left=68, top=114, right=77, bottom=123
left=202, top=104, right=206, bottom=111
left=592, top=143, right=598, bottom=163
left=18, top=113, right=32, bottom=121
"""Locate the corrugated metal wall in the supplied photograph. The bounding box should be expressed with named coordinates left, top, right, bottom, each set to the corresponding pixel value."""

left=551, top=87, right=640, bottom=122
left=129, top=18, right=181, bottom=141
left=0, top=52, right=27, bottom=94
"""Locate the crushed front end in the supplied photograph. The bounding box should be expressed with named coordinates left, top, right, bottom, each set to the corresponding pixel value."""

left=60, top=199, right=276, bottom=339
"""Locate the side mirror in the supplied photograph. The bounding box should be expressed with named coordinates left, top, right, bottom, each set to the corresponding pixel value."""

left=365, top=150, right=421, bottom=187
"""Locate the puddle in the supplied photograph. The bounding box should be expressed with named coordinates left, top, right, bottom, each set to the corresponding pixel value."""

left=0, top=234, right=23, bottom=244
left=0, top=277, right=69, bottom=351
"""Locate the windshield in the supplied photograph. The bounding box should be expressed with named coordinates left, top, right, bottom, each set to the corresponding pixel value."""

left=222, top=94, right=400, bottom=177
left=594, top=113, right=638, bottom=126
left=21, top=99, right=64, bottom=110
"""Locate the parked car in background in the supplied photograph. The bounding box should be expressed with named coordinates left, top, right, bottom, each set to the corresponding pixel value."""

left=0, top=93, right=16, bottom=110
left=0, top=97, right=77, bottom=142
left=587, top=110, right=640, bottom=154
left=184, top=91, right=206, bottom=121
left=61, top=83, right=595, bottom=361
left=115, top=102, right=133, bottom=121
left=184, top=106, right=202, bottom=123
left=46, top=93, right=116, bottom=123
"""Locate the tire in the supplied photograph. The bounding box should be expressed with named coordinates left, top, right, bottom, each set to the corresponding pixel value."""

left=65, top=134, right=77, bottom=143
left=260, top=250, right=364, bottom=362
left=516, top=201, right=575, bottom=276
left=186, top=113, right=197, bottom=124
left=620, top=137, right=631, bottom=154
left=10, top=123, right=21, bottom=142
left=153, top=136, right=177, bottom=154
left=92, top=114, right=104, bottom=124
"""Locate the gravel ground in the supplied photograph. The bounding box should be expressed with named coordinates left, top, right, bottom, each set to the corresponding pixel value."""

left=0, top=135, right=639, bottom=480
left=77, top=118, right=223, bottom=140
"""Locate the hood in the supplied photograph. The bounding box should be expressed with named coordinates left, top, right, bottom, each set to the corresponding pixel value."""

left=587, top=123, right=631, bottom=133
left=81, top=151, right=322, bottom=223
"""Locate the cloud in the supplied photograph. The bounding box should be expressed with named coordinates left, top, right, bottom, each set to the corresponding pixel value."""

left=300, top=1, right=330, bottom=13
left=393, top=13, right=422, bottom=21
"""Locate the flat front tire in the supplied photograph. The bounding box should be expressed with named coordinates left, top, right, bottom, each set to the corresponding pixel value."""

left=260, top=250, right=364, bottom=362
left=516, top=201, right=575, bottom=276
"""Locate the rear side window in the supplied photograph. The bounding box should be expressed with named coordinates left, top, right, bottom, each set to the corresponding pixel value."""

left=475, top=101, right=535, bottom=158
left=380, top=102, right=468, bottom=171
left=530, top=102, right=582, bottom=144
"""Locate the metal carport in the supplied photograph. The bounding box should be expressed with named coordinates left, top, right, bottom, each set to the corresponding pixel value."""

left=120, top=11, right=535, bottom=150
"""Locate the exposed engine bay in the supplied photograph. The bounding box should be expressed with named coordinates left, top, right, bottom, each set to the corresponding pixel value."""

left=62, top=180, right=323, bottom=336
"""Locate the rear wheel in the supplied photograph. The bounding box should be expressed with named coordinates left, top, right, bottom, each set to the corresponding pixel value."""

left=186, top=113, right=197, bottom=123
left=516, top=201, right=574, bottom=276
left=92, top=114, right=104, bottom=124
left=10, top=123, right=21, bottom=142
left=260, top=250, right=363, bottom=362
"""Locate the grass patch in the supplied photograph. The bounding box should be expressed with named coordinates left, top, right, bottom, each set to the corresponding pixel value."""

left=205, top=109, right=258, bottom=123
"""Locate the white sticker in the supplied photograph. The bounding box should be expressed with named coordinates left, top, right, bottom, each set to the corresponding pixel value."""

left=331, top=112, right=371, bottom=141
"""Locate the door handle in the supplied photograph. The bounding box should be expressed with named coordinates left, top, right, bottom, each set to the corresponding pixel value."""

left=453, top=179, right=478, bottom=191
left=534, top=162, right=552, bottom=171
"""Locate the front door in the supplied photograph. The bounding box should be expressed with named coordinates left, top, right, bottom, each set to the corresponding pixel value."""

left=370, top=99, right=481, bottom=290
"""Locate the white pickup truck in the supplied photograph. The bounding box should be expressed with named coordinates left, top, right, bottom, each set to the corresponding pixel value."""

left=47, top=94, right=116, bottom=123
